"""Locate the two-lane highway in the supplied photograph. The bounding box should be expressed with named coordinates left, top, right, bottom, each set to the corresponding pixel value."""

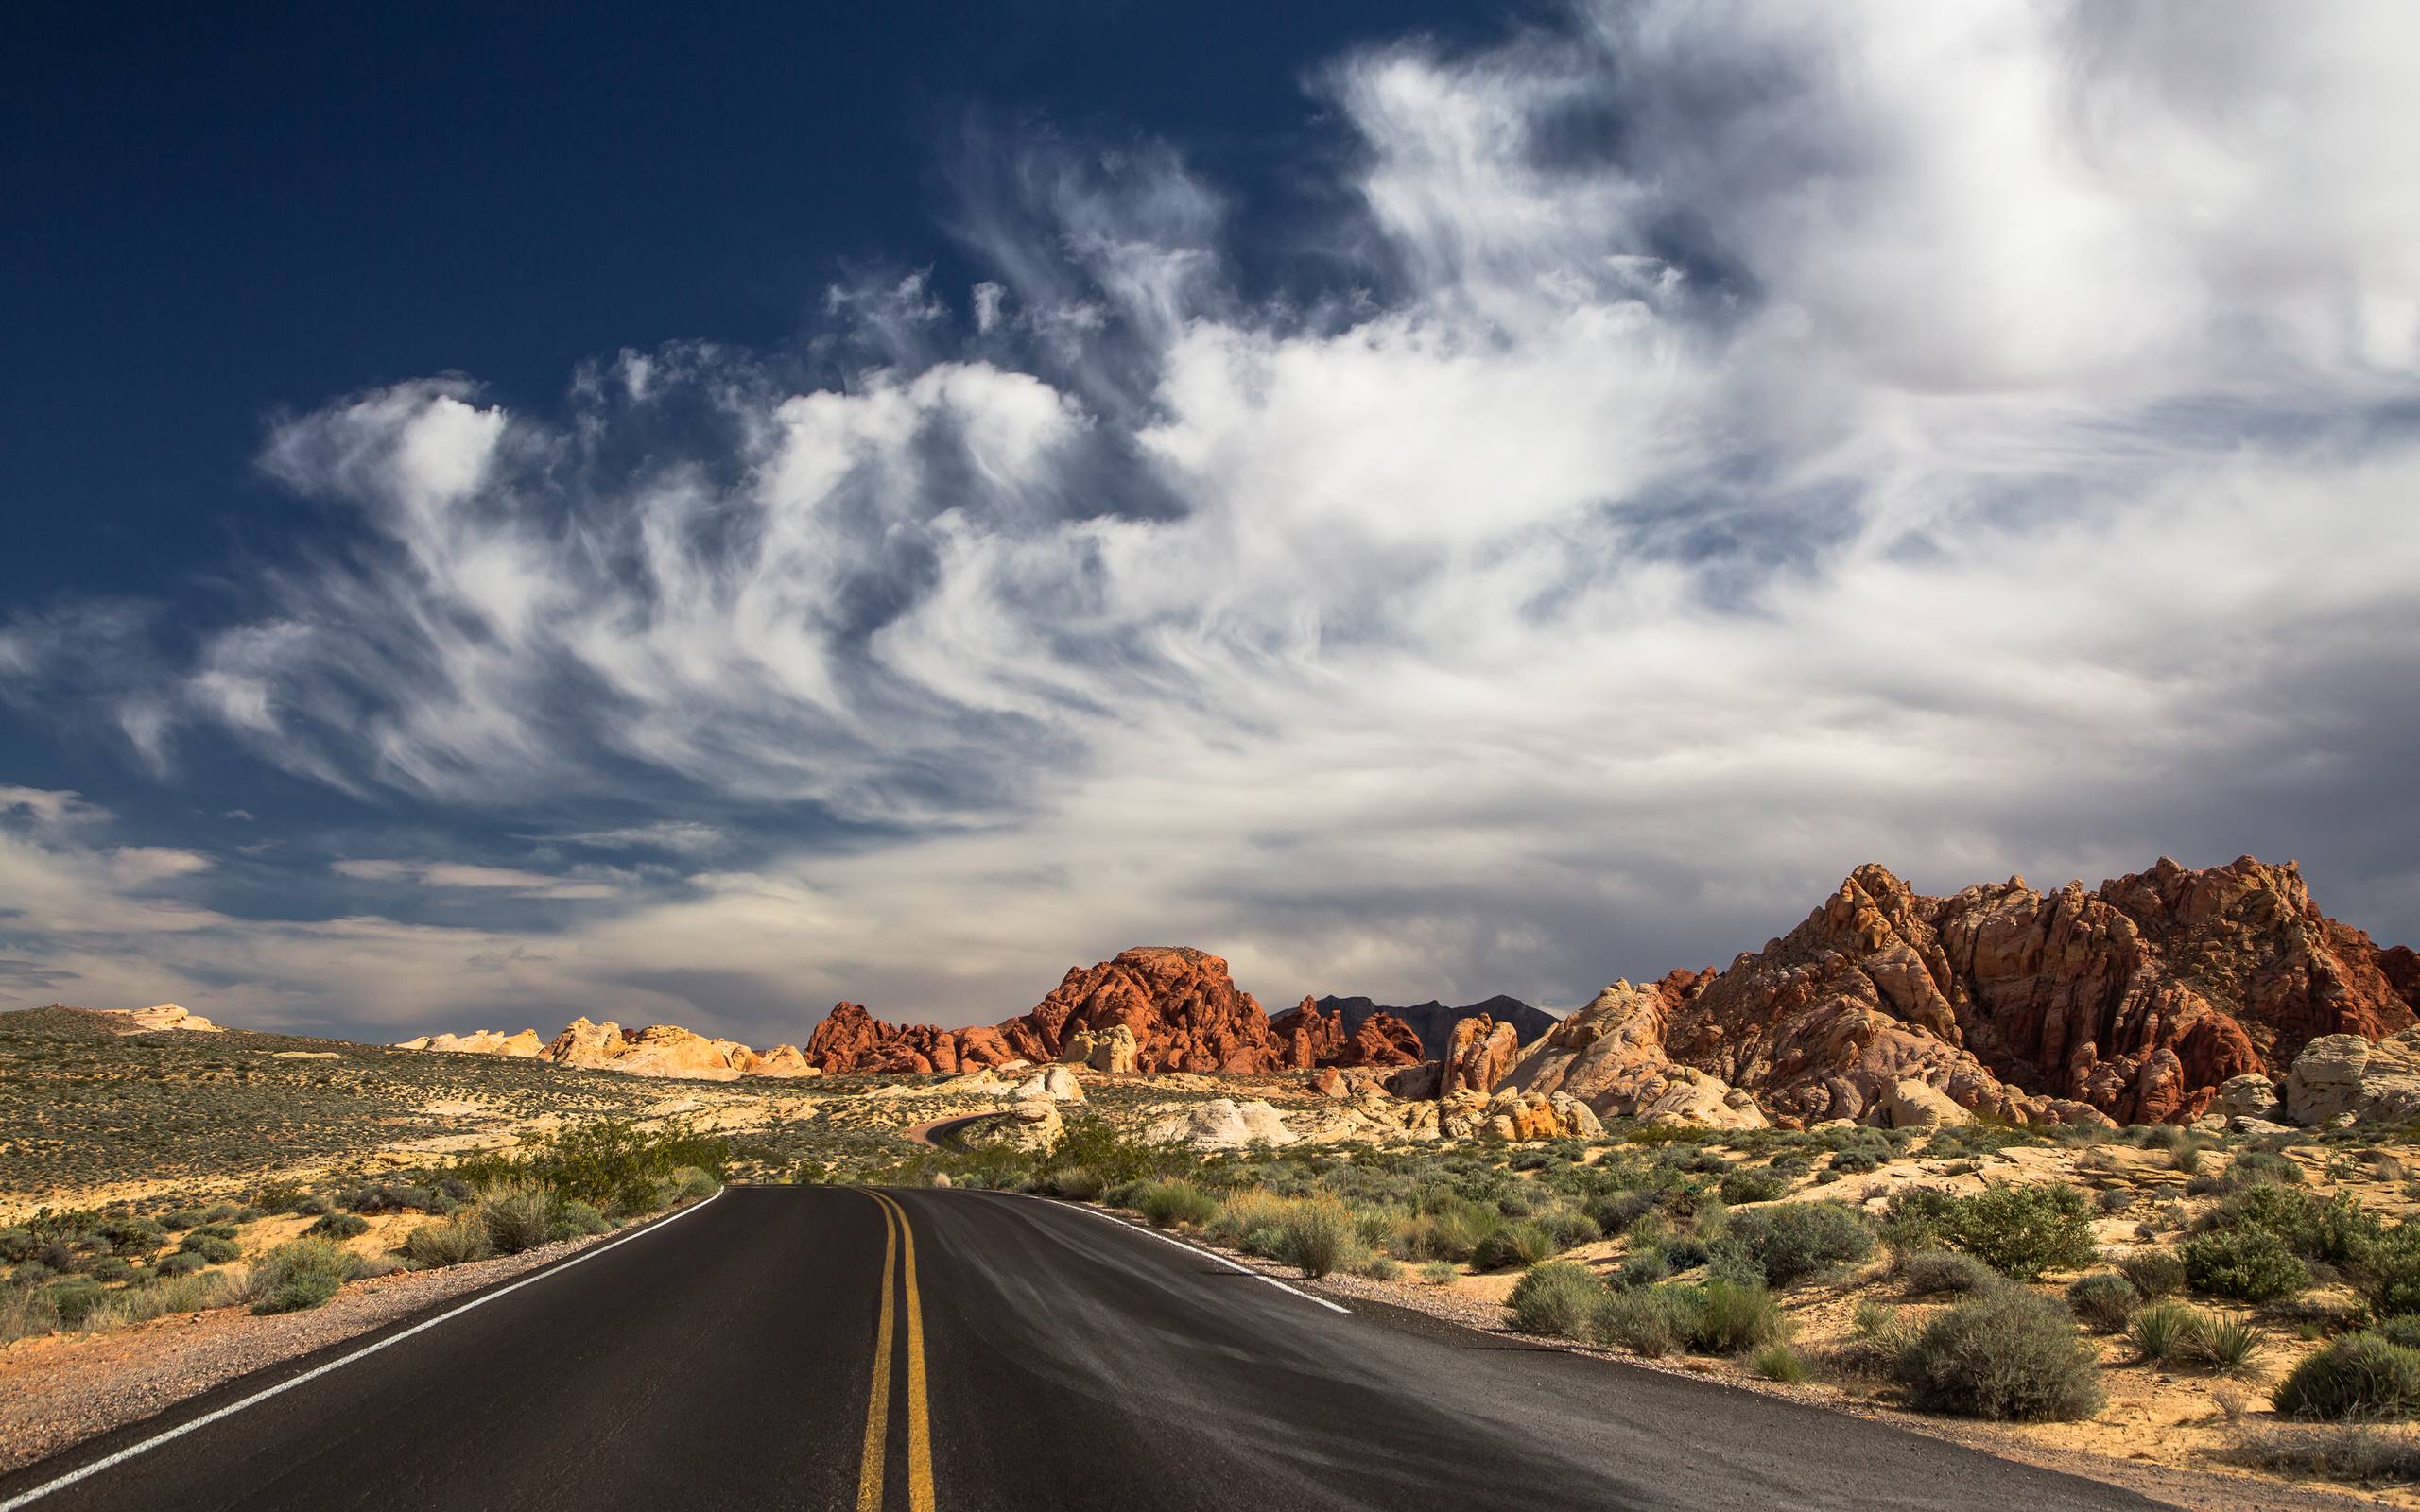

left=0, top=1187, right=2172, bottom=1511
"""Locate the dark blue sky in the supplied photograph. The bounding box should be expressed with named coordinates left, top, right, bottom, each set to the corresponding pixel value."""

left=5, top=0, right=1499, bottom=610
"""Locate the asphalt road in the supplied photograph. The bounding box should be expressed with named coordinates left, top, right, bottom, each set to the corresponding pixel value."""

left=0, top=1187, right=2175, bottom=1511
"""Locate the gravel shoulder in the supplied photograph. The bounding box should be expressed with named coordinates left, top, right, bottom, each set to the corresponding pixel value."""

left=0, top=1227, right=630, bottom=1474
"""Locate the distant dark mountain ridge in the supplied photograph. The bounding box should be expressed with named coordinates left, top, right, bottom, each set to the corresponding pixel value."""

left=1314, top=993, right=1560, bottom=1059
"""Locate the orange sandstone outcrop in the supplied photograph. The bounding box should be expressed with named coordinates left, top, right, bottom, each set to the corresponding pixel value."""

left=393, top=1028, right=544, bottom=1057
left=1506, top=856, right=2412, bottom=1128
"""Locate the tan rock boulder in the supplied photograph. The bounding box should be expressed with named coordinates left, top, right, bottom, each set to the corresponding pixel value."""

left=1009, top=1064, right=1086, bottom=1103
left=1442, top=1016, right=1520, bottom=1097
left=1310, top=1066, right=1348, bottom=1099
left=2212, top=1074, right=2283, bottom=1122
left=1881, top=1078, right=1972, bottom=1129
left=2286, top=1030, right=2420, bottom=1125
left=394, top=1028, right=543, bottom=1057
left=109, top=1003, right=224, bottom=1034
left=1060, top=1023, right=1140, bottom=1074
left=962, top=1097, right=1063, bottom=1151
left=744, top=1043, right=823, bottom=1078
left=1142, top=1097, right=1301, bottom=1149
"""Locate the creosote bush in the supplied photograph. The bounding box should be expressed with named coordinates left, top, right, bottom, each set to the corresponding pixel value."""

left=1899, top=1249, right=1997, bottom=1298
left=1589, top=1284, right=1698, bottom=1357
left=2182, top=1226, right=2308, bottom=1303
left=249, top=1237, right=349, bottom=1314
left=402, top=1211, right=492, bottom=1269
left=2273, top=1334, right=2420, bottom=1422
left=1893, top=1289, right=2104, bottom=1421
left=1275, top=1200, right=1356, bottom=1280
left=1508, top=1262, right=1604, bottom=1336
left=2065, top=1272, right=2140, bottom=1332
left=1472, top=1220, right=1557, bottom=1272
left=1726, top=1201, right=1875, bottom=1287
left=1135, top=1179, right=1219, bottom=1228
left=2118, top=1248, right=2187, bottom=1300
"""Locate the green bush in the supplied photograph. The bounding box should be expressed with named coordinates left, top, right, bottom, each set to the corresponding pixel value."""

left=1536, top=1211, right=1602, bottom=1250
left=1720, top=1168, right=1789, bottom=1206
left=89, top=1255, right=135, bottom=1285
left=43, top=1279, right=105, bottom=1326
left=551, top=1200, right=611, bottom=1239
left=1582, top=1190, right=1655, bottom=1236
left=1508, top=1262, right=1603, bottom=1336
left=1472, top=1221, right=1557, bottom=1272
left=1691, top=1279, right=1785, bottom=1352
left=2066, top=1272, right=2140, bottom=1332
left=1901, top=1249, right=1997, bottom=1297
left=1134, top=1180, right=1219, bottom=1228
left=2274, top=1333, right=2420, bottom=1421
left=2187, top=1314, right=2263, bottom=1374
left=1726, top=1201, right=1875, bottom=1287
left=161, top=1211, right=204, bottom=1232
left=248, top=1237, right=348, bottom=1314
left=1589, top=1284, right=1700, bottom=1357
left=401, top=1212, right=492, bottom=1268
left=2117, top=1248, right=2187, bottom=1300
left=1615, top=1247, right=1671, bottom=1290
left=2378, top=1315, right=2420, bottom=1350
left=2355, top=1224, right=2420, bottom=1318
left=184, top=1236, right=239, bottom=1264
left=1894, top=1289, right=2105, bottom=1421
left=2183, top=1226, right=2308, bottom=1302
left=1754, top=1344, right=1809, bottom=1383
left=0, top=1228, right=36, bottom=1263
left=153, top=1250, right=204, bottom=1279
left=1276, top=1201, right=1355, bottom=1280
left=306, top=1212, right=370, bottom=1241
left=1418, top=1261, right=1458, bottom=1285
left=1946, top=1184, right=2099, bottom=1281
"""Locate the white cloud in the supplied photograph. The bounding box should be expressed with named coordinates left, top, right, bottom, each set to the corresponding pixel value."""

left=2, top=0, right=2417, bottom=1039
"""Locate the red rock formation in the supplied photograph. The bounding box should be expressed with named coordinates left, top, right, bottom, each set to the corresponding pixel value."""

left=804, top=947, right=1292, bottom=1074
left=1340, top=1011, right=1425, bottom=1068
left=2385, top=947, right=2420, bottom=1014
left=1653, top=856, right=2411, bottom=1125
left=1269, top=997, right=1348, bottom=1069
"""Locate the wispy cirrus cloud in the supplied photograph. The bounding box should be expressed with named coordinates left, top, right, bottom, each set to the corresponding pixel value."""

left=2, top=1, right=2417, bottom=1040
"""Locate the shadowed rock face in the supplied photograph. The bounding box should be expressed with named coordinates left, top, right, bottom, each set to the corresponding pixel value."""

left=1268, top=998, right=1424, bottom=1070
left=1313, top=994, right=1558, bottom=1059
left=804, top=946, right=1409, bottom=1075
left=1510, top=856, right=2413, bottom=1128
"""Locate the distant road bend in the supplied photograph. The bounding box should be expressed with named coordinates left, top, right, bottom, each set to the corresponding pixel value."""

left=0, top=1187, right=2175, bottom=1511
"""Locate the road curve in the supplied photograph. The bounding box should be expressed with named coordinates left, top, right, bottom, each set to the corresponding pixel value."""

left=0, top=1187, right=2174, bottom=1512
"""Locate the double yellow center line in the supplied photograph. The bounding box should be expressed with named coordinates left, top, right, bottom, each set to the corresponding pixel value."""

left=855, top=1191, right=934, bottom=1512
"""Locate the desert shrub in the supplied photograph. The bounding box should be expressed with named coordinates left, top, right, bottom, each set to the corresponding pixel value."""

left=306, top=1212, right=370, bottom=1241
left=401, top=1212, right=491, bottom=1268
left=1726, top=1201, right=1875, bottom=1287
left=2183, top=1226, right=2308, bottom=1302
left=2223, top=1149, right=2305, bottom=1190
left=1754, top=1344, right=1809, bottom=1383
left=1395, top=1197, right=1500, bottom=1263
left=160, top=1210, right=203, bottom=1232
left=2377, top=1315, right=2420, bottom=1349
left=479, top=1186, right=554, bottom=1256
left=1878, top=1187, right=1963, bottom=1255
left=183, top=1236, right=240, bottom=1263
left=1361, top=1255, right=1401, bottom=1281
left=1656, top=1236, right=1712, bottom=1271
left=1894, top=1289, right=2105, bottom=1421
left=1537, top=1211, right=1602, bottom=1249
left=2066, top=1272, right=2140, bottom=1332
left=2274, top=1333, right=2420, bottom=1421
left=1209, top=1190, right=1296, bottom=1248
left=1472, top=1221, right=1557, bottom=1272
left=1589, top=1284, right=1701, bottom=1357
left=1035, top=1165, right=1107, bottom=1200
left=293, top=1195, right=334, bottom=1217
left=152, top=1250, right=204, bottom=1279
left=1946, top=1184, right=2099, bottom=1281
left=201, top=1204, right=242, bottom=1223
left=1615, top=1247, right=1671, bottom=1290
left=1418, top=1261, right=1458, bottom=1285
left=1719, top=1168, right=1789, bottom=1206
left=43, top=1279, right=105, bottom=1326
left=1135, top=1180, right=1219, bottom=1229
left=344, top=1184, right=439, bottom=1215
left=1276, top=1201, right=1355, bottom=1280
left=0, top=1228, right=36, bottom=1263
left=551, top=1200, right=611, bottom=1239
left=2353, top=1224, right=2420, bottom=1318
left=253, top=1185, right=307, bottom=1214
left=467, top=1118, right=731, bottom=1217
left=1901, top=1249, right=1997, bottom=1298
left=2118, top=1248, right=2187, bottom=1300
left=95, top=1218, right=165, bottom=1257
left=1508, top=1262, right=1603, bottom=1336
left=1582, top=1190, right=1655, bottom=1236
left=345, top=1251, right=406, bottom=1280
left=1692, top=1279, right=1785, bottom=1352
left=248, top=1238, right=348, bottom=1314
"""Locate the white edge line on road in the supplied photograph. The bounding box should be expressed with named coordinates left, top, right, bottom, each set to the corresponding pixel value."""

left=0, top=1186, right=727, bottom=1512
left=990, top=1189, right=1349, bottom=1314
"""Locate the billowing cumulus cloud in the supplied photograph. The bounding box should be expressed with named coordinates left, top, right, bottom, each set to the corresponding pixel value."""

left=5, top=0, right=2418, bottom=1041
